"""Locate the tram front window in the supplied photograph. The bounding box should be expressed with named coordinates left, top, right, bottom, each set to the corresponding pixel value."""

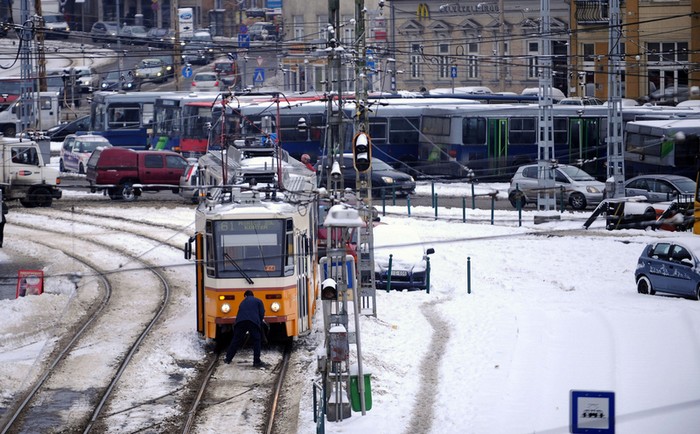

left=214, top=219, right=285, bottom=278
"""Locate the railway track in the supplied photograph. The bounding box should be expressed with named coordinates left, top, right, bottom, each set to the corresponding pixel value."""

left=0, top=204, right=302, bottom=433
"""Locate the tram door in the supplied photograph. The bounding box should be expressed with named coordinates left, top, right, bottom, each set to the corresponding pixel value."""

left=296, top=233, right=311, bottom=335
left=569, top=117, right=603, bottom=176
left=487, top=118, right=509, bottom=176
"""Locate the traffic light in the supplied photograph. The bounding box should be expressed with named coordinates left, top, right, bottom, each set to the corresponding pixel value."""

left=352, top=132, right=371, bottom=173
left=321, top=278, right=338, bottom=300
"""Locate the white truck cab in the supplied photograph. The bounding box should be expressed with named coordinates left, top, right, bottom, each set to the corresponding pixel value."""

left=0, top=92, right=61, bottom=137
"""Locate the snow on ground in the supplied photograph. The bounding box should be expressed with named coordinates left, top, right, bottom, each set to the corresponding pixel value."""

left=2, top=184, right=700, bottom=434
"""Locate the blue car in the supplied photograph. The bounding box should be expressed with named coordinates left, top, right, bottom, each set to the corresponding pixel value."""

left=635, top=240, right=700, bottom=300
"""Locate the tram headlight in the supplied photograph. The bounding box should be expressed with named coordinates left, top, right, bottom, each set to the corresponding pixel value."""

left=271, top=302, right=280, bottom=312
left=221, top=303, right=231, bottom=314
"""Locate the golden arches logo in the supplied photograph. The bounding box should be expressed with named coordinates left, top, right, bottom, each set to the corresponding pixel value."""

left=416, top=3, right=430, bottom=20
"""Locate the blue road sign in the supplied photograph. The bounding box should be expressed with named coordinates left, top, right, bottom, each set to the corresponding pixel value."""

left=451, top=65, right=457, bottom=78
left=253, top=68, right=265, bottom=83
left=182, top=66, right=193, bottom=78
left=238, top=34, right=250, bottom=49
left=571, top=390, right=615, bottom=434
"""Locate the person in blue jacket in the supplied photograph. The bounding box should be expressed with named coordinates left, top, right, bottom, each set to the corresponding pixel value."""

left=224, top=290, right=267, bottom=367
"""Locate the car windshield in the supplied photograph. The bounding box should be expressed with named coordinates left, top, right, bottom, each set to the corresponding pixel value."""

left=371, top=159, right=394, bottom=171
left=673, top=178, right=696, bottom=193
left=141, top=60, right=162, bottom=68
left=78, top=139, right=109, bottom=152
left=44, top=15, right=65, bottom=23
left=558, top=165, right=595, bottom=181
left=196, top=74, right=217, bottom=81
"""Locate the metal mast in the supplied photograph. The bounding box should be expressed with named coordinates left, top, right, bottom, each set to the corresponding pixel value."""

left=606, top=0, right=625, bottom=198
left=536, top=0, right=555, bottom=211
left=18, top=0, right=35, bottom=135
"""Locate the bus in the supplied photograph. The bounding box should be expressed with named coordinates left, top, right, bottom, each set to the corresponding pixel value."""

left=150, top=92, right=219, bottom=153
left=625, top=118, right=700, bottom=178
left=416, top=103, right=700, bottom=180
left=89, top=91, right=175, bottom=148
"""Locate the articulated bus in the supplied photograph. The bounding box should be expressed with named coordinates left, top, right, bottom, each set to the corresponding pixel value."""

left=150, top=92, right=220, bottom=153
left=416, top=103, right=700, bottom=180
left=625, top=118, right=700, bottom=178
left=89, top=91, right=175, bottom=148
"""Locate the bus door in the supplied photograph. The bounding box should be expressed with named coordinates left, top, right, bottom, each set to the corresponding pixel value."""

left=487, top=118, right=508, bottom=175
left=568, top=117, right=602, bottom=175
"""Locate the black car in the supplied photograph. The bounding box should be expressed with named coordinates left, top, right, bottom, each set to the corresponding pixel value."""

left=317, top=154, right=416, bottom=196
left=46, top=115, right=91, bottom=141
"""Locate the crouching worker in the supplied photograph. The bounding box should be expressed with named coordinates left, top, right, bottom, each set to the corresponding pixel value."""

left=224, top=290, right=268, bottom=367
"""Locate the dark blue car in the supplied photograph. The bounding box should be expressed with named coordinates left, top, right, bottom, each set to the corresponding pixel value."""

left=635, top=240, right=700, bottom=300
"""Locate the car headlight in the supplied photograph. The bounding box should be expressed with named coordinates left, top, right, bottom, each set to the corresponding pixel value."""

left=587, top=186, right=601, bottom=193
left=381, top=176, right=394, bottom=184
left=157, top=72, right=162, bottom=77
left=271, top=302, right=280, bottom=312
left=221, top=303, right=231, bottom=314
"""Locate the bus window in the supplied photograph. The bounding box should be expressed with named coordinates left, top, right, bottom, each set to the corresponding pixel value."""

left=462, top=117, right=486, bottom=145
left=508, top=117, right=536, bottom=144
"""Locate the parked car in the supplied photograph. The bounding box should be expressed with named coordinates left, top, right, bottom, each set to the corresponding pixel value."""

left=635, top=239, right=700, bottom=300
left=317, top=154, right=416, bottom=196
left=59, top=134, right=111, bottom=174
left=86, top=147, right=188, bottom=201
left=146, top=27, right=175, bottom=48
left=508, top=164, right=605, bottom=210
left=191, top=72, right=220, bottom=92
left=558, top=97, right=604, bottom=106
left=90, top=21, right=119, bottom=42
left=133, top=58, right=168, bottom=84
left=73, top=66, right=99, bottom=93
left=43, top=14, right=70, bottom=39
left=46, top=115, right=91, bottom=141
left=248, top=22, right=278, bottom=41
left=373, top=223, right=435, bottom=291
left=118, top=25, right=149, bottom=45
left=625, top=174, right=696, bottom=203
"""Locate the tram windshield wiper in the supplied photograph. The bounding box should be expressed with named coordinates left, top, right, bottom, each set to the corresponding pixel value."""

left=224, top=253, right=254, bottom=284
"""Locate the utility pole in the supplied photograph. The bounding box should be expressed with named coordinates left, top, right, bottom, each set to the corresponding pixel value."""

left=536, top=0, right=556, bottom=212
left=606, top=0, right=625, bottom=198
left=18, top=0, right=34, bottom=135
left=172, top=1, right=181, bottom=91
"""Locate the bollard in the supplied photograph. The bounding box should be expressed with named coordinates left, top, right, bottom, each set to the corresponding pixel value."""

left=425, top=255, right=431, bottom=294
left=382, top=193, right=386, bottom=216
left=407, top=195, right=411, bottom=217
left=516, top=183, right=522, bottom=227
left=431, top=181, right=435, bottom=208
left=490, top=196, right=495, bottom=225
left=392, top=185, right=396, bottom=205
left=434, top=193, right=438, bottom=220
left=386, top=254, right=393, bottom=292
left=462, top=197, right=466, bottom=223
left=471, top=183, right=476, bottom=209
left=467, top=256, right=471, bottom=294
left=560, top=186, right=565, bottom=213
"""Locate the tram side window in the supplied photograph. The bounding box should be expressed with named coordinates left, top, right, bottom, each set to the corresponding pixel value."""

left=508, top=117, right=536, bottom=145
left=285, top=219, right=294, bottom=275
left=462, top=117, right=486, bottom=145
left=553, top=118, right=567, bottom=145
left=368, top=121, right=387, bottom=145
left=421, top=116, right=450, bottom=136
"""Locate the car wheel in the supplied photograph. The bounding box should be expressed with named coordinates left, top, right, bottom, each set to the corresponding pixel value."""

left=569, top=192, right=587, bottom=210
left=120, top=182, right=138, bottom=202
left=2, top=124, right=16, bottom=137
left=636, top=275, right=655, bottom=295
left=59, top=159, right=65, bottom=172
left=695, top=284, right=700, bottom=301
left=21, top=187, right=52, bottom=208
left=508, top=191, right=526, bottom=209
left=78, top=163, right=85, bottom=174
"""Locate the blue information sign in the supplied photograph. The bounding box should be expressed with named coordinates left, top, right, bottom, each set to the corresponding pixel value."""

left=253, top=68, right=265, bottom=83
left=238, top=33, right=250, bottom=49
left=182, top=66, right=193, bottom=78
left=571, top=390, right=615, bottom=434
left=451, top=65, right=457, bottom=78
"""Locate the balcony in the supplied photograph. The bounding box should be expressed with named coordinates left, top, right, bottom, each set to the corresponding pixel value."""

left=575, top=0, right=610, bottom=24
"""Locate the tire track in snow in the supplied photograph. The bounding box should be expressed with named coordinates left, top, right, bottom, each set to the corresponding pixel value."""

left=404, top=298, right=451, bottom=434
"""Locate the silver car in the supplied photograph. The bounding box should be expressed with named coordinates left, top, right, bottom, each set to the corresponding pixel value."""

left=625, top=174, right=696, bottom=203
left=508, top=164, right=605, bottom=210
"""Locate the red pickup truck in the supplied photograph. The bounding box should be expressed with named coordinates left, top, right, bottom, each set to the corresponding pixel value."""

left=86, top=147, right=189, bottom=201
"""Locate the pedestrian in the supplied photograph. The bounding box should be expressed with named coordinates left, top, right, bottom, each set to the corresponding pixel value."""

left=301, top=154, right=315, bottom=171
left=0, top=192, right=7, bottom=248
left=224, top=290, right=268, bottom=367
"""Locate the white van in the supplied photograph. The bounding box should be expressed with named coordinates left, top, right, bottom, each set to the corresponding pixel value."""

left=0, top=92, right=60, bottom=137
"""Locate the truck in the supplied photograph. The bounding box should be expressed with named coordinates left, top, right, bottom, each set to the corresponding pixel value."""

left=85, top=147, right=189, bottom=201
left=0, top=136, right=62, bottom=207
left=0, top=92, right=61, bottom=137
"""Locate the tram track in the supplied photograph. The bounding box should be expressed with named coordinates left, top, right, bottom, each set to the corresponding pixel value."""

left=0, top=214, right=178, bottom=433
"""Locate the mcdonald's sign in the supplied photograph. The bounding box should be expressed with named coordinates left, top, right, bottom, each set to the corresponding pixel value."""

left=416, top=3, right=430, bottom=20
